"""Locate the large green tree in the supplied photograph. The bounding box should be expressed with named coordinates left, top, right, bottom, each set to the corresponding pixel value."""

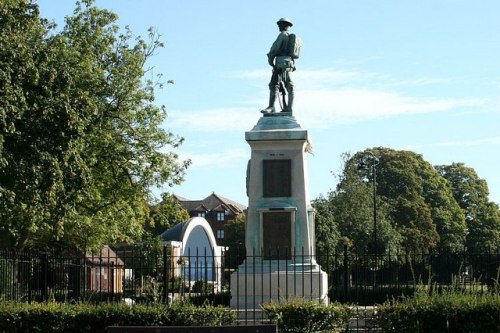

left=148, top=193, right=190, bottom=237
left=315, top=148, right=467, bottom=253
left=311, top=195, right=340, bottom=255
left=222, top=214, right=246, bottom=252
left=0, top=0, right=189, bottom=251
left=436, top=163, right=500, bottom=250
left=374, top=148, right=466, bottom=252
left=313, top=152, right=399, bottom=254
left=221, top=213, right=246, bottom=269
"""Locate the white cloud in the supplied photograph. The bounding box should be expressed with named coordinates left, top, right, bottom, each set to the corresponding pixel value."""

left=235, top=68, right=371, bottom=87
left=402, top=136, right=500, bottom=150
left=169, top=68, right=486, bottom=133
left=179, top=148, right=248, bottom=169
left=170, top=88, right=484, bottom=133
left=296, top=88, right=485, bottom=128
left=169, top=107, right=259, bottom=132
left=296, top=69, right=374, bottom=89
left=382, top=77, right=451, bottom=88
left=233, top=69, right=269, bottom=80
left=432, top=137, right=500, bottom=147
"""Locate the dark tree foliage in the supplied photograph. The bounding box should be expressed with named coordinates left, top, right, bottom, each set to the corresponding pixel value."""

left=311, top=195, right=340, bottom=255
left=436, top=163, right=500, bottom=250
left=148, top=193, right=190, bottom=237
left=314, top=152, right=399, bottom=254
left=373, top=148, right=465, bottom=252
left=0, top=0, right=190, bottom=251
left=315, top=148, right=468, bottom=253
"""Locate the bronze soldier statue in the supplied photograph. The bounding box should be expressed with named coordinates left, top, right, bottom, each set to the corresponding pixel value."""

left=261, top=18, right=300, bottom=114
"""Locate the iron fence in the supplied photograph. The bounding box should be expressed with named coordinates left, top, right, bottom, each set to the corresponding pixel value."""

left=1, top=246, right=499, bottom=307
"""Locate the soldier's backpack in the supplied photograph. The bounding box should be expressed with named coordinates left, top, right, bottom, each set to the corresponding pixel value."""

left=286, top=33, right=302, bottom=59
left=275, top=33, right=302, bottom=69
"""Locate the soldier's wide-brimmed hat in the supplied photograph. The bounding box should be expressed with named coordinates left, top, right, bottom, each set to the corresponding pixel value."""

left=276, top=18, right=293, bottom=27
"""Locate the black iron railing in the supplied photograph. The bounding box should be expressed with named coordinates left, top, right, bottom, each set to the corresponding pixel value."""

left=1, top=246, right=499, bottom=306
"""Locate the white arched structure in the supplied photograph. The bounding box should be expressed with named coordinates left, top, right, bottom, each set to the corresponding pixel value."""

left=162, top=217, right=224, bottom=291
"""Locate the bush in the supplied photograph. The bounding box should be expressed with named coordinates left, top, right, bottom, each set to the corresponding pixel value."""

left=167, top=300, right=235, bottom=326
left=261, top=299, right=353, bottom=333
left=0, top=301, right=236, bottom=333
left=329, top=285, right=418, bottom=305
left=376, top=290, right=500, bottom=332
left=164, top=276, right=191, bottom=293
left=188, top=291, right=230, bottom=306
left=191, top=280, right=214, bottom=293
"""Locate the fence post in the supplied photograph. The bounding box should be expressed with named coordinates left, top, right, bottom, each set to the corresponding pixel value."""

left=28, top=255, right=33, bottom=303
left=343, top=244, right=349, bottom=302
left=40, top=253, right=48, bottom=302
left=162, top=245, right=168, bottom=305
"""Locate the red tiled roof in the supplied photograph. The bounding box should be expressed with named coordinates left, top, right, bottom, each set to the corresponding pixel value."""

left=174, top=193, right=246, bottom=215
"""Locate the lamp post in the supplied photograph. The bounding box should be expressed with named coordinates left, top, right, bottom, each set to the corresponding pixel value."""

left=358, top=152, right=380, bottom=252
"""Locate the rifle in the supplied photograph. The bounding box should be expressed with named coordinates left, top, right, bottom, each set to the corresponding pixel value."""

left=278, top=78, right=287, bottom=112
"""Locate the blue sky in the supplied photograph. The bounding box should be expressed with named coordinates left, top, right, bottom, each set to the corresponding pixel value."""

left=37, top=1, right=500, bottom=206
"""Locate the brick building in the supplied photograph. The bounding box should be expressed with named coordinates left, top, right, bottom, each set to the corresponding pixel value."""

left=172, top=193, right=246, bottom=242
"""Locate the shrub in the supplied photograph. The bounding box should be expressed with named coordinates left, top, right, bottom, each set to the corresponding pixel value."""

left=0, top=301, right=236, bottom=333
left=261, top=299, right=353, bottom=333
left=166, top=300, right=235, bottom=326
left=376, top=290, right=500, bottom=332
left=191, top=280, right=214, bottom=293
left=329, top=285, right=418, bottom=305
left=188, top=291, right=230, bottom=306
left=163, top=276, right=191, bottom=293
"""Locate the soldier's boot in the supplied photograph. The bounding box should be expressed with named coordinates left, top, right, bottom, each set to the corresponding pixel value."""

left=284, top=87, right=294, bottom=113
left=261, top=89, right=278, bottom=113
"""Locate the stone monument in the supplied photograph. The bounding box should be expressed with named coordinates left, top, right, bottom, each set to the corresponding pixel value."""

left=230, top=19, right=328, bottom=309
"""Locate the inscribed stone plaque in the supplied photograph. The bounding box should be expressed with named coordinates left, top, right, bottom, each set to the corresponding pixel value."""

left=263, top=159, right=291, bottom=197
left=262, top=212, right=292, bottom=259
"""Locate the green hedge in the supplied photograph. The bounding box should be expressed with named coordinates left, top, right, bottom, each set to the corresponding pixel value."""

left=329, top=285, right=418, bottom=305
left=261, top=299, right=353, bottom=333
left=0, top=301, right=236, bottom=333
left=187, top=292, right=230, bottom=307
left=376, top=291, right=500, bottom=332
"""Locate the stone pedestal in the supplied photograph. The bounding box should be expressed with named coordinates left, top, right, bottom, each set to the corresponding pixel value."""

left=231, top=259, right=328, bottom=309
left=230, top=114, right=328, bottom=308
